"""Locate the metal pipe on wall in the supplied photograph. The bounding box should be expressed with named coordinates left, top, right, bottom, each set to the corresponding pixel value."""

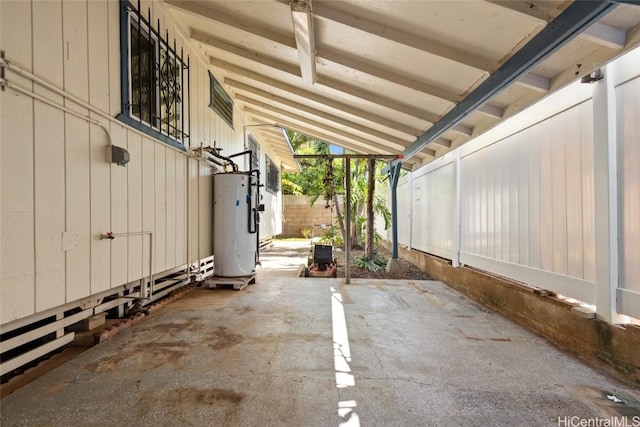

left=1, top=58, right=113, bottom=144
left=101, top=231, right=154, bottom=300
left=1, top=54, right=199, bottom=305
left=0, top=78, right=112, bottom=146
left=0, top=56, right=185, bottom=156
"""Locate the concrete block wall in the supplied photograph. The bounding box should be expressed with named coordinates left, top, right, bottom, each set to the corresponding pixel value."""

left=282, top=195, right=334, bottom=238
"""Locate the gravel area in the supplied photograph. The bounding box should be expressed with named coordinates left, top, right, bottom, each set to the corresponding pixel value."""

left=334, top=244, right=431, bottom=280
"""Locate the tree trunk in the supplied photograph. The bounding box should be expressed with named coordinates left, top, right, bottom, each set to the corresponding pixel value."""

left=352, top=159, right=362, bottom=249
left=333, top=192, right=346, bottom=249
left=366, top=158, right=376, bottom=260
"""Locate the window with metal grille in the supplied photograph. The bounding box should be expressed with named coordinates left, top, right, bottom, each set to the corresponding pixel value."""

left=248, top=133, right=260, bottom=171
left=118, top=1, right=190, bottom=150
left=209, top=71, right=233, bottom=128
left=265, top=155, right=280, bottom=193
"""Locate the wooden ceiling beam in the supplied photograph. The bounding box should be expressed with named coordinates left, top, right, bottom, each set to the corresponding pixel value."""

left=227, top=78, right=414, bottom=148
left=243, top=103, right=407, bottom=153
left=245, top=107, right=435, bottom=160
left=210, top=57, right=426, bottom=135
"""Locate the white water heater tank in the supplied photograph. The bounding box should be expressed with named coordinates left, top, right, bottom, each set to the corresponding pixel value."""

left=213, top=172, right=257, bottom=277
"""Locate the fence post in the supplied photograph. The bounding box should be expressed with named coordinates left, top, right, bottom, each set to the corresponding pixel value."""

left=593, top=63, right=623, bottom=324
left=408, top=171, right=413, bottom=251
left=453, top=150, right=462, bottom=268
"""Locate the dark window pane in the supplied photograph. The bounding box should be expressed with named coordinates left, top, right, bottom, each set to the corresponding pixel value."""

left=121, top=5, right=188, bottom=146
left=130, top=21, right=156, bottom=124
left=159, top=46, right=181, bottom=139
left=266, top=155, right=280, bottom=193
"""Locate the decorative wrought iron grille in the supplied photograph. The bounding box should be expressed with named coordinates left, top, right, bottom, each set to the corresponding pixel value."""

left=119, top=0, right=190, bottom=149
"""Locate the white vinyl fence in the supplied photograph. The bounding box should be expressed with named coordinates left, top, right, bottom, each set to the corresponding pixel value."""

left=384, top=47, right=640, bottom=323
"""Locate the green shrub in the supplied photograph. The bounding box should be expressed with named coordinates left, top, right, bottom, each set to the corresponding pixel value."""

left=354, top=250, right=387, bottom=272
left=301, top=227, right=313, bottom=239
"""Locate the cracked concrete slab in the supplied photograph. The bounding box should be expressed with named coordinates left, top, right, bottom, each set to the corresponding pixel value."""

left=1, top=241, right=639, bottom=426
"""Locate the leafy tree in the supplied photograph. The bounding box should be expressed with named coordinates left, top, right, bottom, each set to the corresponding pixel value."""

left=282, top=133, right=347, bottom=245
left=344, top=159, right=390, bottom=252
left=366, top=158, right=376, bottom=261
left=286, top=129, right=310, bottom=152
left=282, top=177, right=303, bottom=195
left=282, top=137, right=337, bottom=197
left=282, top=131, right=391, bottom=270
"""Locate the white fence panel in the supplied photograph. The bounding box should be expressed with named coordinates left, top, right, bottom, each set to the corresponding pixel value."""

left=411, top=173, right=427, bottom=251
left=384, top=47, right=640, bottom=320
left=616, top=60, right=640, bottom=320
left=458, top=101, right=596, bottom=303
left=412, top=160, right=455, bottom=259
left=397, top=173, right=412, bottom=247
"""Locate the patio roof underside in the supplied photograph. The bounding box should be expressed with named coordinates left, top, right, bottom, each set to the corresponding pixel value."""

left=166, top=0, right=640, bottom=170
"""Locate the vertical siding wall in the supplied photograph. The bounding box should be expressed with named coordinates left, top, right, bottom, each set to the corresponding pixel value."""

left=388, top=47, right=639, bottom=318
left=0, top=0, right=245, bottom=324
left=259, top=145, right=284, bottom=240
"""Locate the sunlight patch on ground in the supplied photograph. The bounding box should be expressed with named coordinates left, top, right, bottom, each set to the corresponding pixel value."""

left=331, top=287, right=360, bottom=426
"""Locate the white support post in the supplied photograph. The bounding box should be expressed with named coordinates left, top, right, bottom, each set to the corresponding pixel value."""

left=56, top=313, right=64, bottom=339
left=593, top=63, right=623, bottom=324
left=117, top=291, right=125, bottom=318
left=453, top=150, right=462, bottom=268
left=408, top=171, right=413, bottom=251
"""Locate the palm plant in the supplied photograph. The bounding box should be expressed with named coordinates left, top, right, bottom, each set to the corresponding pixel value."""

left=282, top=131, right=391, bottom=269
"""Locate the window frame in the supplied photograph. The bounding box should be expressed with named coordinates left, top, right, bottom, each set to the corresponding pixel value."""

left=247, top=133, right=260, bottom=171
left=208, top=71, right=234, bottom=129
left=118, top=0, right=189, bottom=150
left=265, top=155, right=280, bottom=194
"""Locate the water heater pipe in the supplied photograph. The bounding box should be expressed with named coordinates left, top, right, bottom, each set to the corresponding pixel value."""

left=206, top=147, right=238, bottom=172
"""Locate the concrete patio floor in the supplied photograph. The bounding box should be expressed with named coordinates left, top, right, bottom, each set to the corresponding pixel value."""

left=1, top=241, right=639, bottom=426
